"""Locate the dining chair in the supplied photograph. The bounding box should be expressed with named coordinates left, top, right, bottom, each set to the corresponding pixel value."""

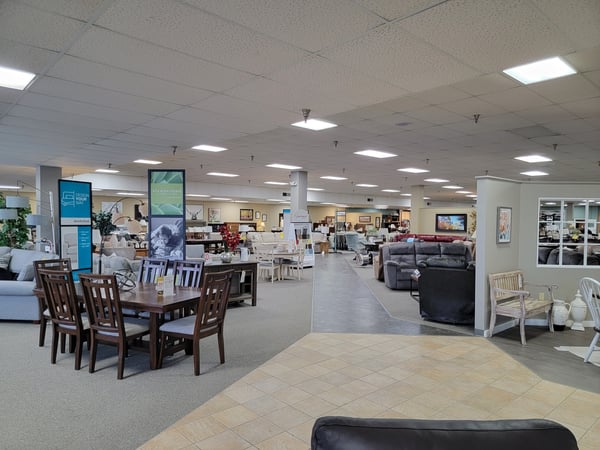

left=38, top=268, right=89, bottom=370
left=79, top=273, right=150, bottom=379
left=281, top=248, right=305, bottom=280
left=137, top=257, right=169, bottom=283
left=33, top=258, right=72, bottom=347
left=578, top=277, right=600, bottom=363
left=173, top=260, right=204, bottom=317
left=255, top=244, right=281, bottom=283
left=158, top=269, right=234, bottom=376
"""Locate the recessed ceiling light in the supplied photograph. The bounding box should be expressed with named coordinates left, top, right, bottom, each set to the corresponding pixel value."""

left=382, top=189, right=400, bottom=193
left=307, top=187, right=324, bottom=191
left=233, top=200, right=248, bottom=203
left=355, top=184, right=378, bottom=188
left=267, top=199, right=284, bottom=202
left=291, top=119, right=337, bottom=131
left=134, top=159, right=162, bottom=165
left=544, top=202, right=557, bottom=205
left=400, top=193, right=411, bottom=196
left=91, top=188, right=103, bottom=191
left=116, top=192, right=144, bottom=196
left=503, top=57, right=576, bottom=85
left=0, top=185, right=21, bottom=190
left=186, top=194, right=210, bottom=197
left=466, top=194, right=478, bottom=198
left=354, top=149, right=397, bottom=159
left=514, top=155, right=552, bottom=163
left=423, top=197, right=430, bottom=200
left=266, top=163, right=303, bottom=170
left=207, top=172, right=239, bottom=177
left=264, top=181, right=288, bottom=185
left=442, top=185, right=463, bottom=189
left=192, top=144, right=228, bottom=152
left=456, top=191, right=472, bottom=194
left=96, top=168, right=120, bottom=174
left=211, top=197, right=232, bottom=201
left=0, top=65, right=36, bottom=90
left=320, top=176, right=347, bottom=181
left=424, top=178, right=449, bottom=183
left=398, top=168, right=430, bottom=174
left=520, top=170, right=548, bottom=176
left=375, top=205, right=388, bottom=209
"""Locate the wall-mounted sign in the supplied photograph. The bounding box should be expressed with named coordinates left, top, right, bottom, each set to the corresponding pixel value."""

left=149, top=170, right=184, bottom=216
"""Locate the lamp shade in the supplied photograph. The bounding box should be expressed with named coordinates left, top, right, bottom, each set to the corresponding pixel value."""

left=126, top=219, right=142, bottom=234
left=0, top=208, right=18, bottom=220
left=26, top=213, right=49, bottom=226
left=5, top=196, right=30, bottom=208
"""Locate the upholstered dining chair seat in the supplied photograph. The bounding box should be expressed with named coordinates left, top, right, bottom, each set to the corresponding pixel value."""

left=61, top=315, right=90, bottom=330
left=160, top=315, right=218, bottom=334
left=97, top=318, right=149, bottom=337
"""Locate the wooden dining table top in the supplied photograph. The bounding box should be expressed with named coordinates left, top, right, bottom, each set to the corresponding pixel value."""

left=117, top=283, right=201, bottom=314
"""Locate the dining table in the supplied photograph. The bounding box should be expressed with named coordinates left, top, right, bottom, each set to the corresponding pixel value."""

left=271, top=249, right=302, bottom=280
left=117, top=283, right=201, bottom=370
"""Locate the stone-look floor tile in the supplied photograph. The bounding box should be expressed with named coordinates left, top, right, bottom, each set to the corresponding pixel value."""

left=433, top=402, right=492, bottom=420
left=294, top=377, right=335, bottom=396
left=337, top=396, right=389, bottom=417
left=233, top=417, right=284, bottom=445
left=196, top=429, right=252, bottom=450
left=251, top=375, right=290, bottom=395
left=264, top=405, right=313, bottom=430
left=212, top=404, right=259, bottom=428
left=522, top=380, right=576, bottom=407
left=315, top=385, right=360, bottom=406
left=495, top=395, right=556, bottom=418
left=138, top=428, right=193, bottom=449
left=272, top=386, right=313, bottom=405
left=224, top=383, right=266, bottom=403
left=255, top=431, right=309, bottom=450
left=463, top=385, right=519, bottom=413
left=292, top=395, right=337, bottom=417
left=274, top=368, right=314, bottom=386
left=174, top=394, right=239, bottom=424
left=176, top=416, right=227, bottom=444
left=243, top=394, right=288, bottom=416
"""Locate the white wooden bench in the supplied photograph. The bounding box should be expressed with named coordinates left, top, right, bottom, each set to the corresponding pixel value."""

left=488, top=270, right=556, bottom=345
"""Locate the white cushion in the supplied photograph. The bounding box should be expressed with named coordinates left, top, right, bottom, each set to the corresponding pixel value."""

left=97, top=318, right=149, bottom=337
left=159, top=315, right=197, bottom=334
left=17, top=263, right=35, bottom=281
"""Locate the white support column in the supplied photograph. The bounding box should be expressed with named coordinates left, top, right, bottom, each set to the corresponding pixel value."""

left=410, top=185, right=425, bottom=233
left=36, top=165, right=61, bottom=253
left=290, top=170, right=308, bottom=217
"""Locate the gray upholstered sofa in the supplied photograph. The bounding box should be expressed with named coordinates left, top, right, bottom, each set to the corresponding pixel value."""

left=0, top=247, right=58, bottom=321
left=382, top=241, right=472, bottom=290
left=311, top=416, right=578, bottom=450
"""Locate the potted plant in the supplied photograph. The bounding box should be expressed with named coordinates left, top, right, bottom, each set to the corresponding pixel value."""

left=92, top=210, right=116, bottom=273
left=0, top=193, right=32, bottom=249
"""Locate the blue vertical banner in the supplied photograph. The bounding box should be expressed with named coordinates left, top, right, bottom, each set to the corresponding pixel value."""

left=59, top=180, right=92, bottom=279
left=148, top=170, right=186, bottom=260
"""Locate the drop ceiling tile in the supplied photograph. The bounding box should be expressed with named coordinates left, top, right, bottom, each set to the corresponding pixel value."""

left=270, top=55, right=408, bottom=108
left=188, top=0, right=385, bottom=53
left=405, top=106, right=465, bottom=125
left=354, top=0, right=444, bottom=21
left=440, top=96, right=506, bottom=117
left=30, top=77, right=181, bottom=116
left=165, top=107, right=273, bottom=135
left=480, top=87, right=552, bottom=112
left=0, top=38, right=59, bottom=74
left=0, top=87, right=21, bottom=104
left=515, top=104, right=577, bottom=124
left=584, top=69, right=600, bottom=88
left=68, top=27, right=254, bottom=92
left=529, top=74, right=600, bottom=104
left=19, top=92, right=156, bottom=124
left=322, top=24, right=479, bottom=92
left=451, top=73, right=519, bottom=96
left=561, top=97, right=600, bottom=118
left=400, top=0, right=572, bottom=73
left=19, top=0, right=108, bottom=20
left=132, top=119, right=244, bottom=142
left=97, top=0, right=307, bottom=75
left=546, top=118, right=598, bottom=134
left=192, top=94, right=294, bottom=126
left=564, top=46, right=600, bottom=72
left=376, top=96, right=429, bottom=113
left=0, top=1, right=84, bottom=50
left=48, top=55, right=214, bottom=105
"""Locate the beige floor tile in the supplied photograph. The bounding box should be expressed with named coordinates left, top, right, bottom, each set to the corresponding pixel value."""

left=251, top=375, right=290, bottom=394
left=243, top=394, right=288, bottom=416
left=272, top=386, right=313, bottom=405
left=264, top=405, right=313, bottom=429
left=294, top=377, right=335, bottom=396
left=176, top=416, right=227, bottom=443
left=462, top=385, right=519, bottom=413
left=315, top=385, right=361, bottom=406
left=233, top=417, right=284, bottom=445
left=138, top=428, right=193, bottom=450
left=212, top=404, right=259, bottom=428
left=225, top=382, right=267, bottom=403
left=255, top=431, right=309, bottom=450
left=196, top=429, right=253, bottom=450
left=292, top=395, right=338, bottom=417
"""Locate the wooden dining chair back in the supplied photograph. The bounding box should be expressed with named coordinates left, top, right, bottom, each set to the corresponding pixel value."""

left=137, top=257, right=168, bottom=283
left=79, top=273, right=150, bottom=379
left=173, top=260, right=204, bottom=288
left=158, top=269, right=234, bottom=375
left=255, top=244, right=281, bottom=283
left=33, top=258, right=72, bottom=347
left=38, top=268, right=89, bottom=370
left=578, top=277, right=600, bottom=363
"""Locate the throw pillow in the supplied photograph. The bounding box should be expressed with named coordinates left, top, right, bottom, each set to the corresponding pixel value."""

left=0, top=268, right=13, bottom=280
left=0, top=253, right=11, bottom=270
left=16, top=263, right=36, bottom=281
left=425, top=256, right=466, bottom=269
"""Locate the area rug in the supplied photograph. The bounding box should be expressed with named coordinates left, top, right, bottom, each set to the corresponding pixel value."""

left=555, top=345, right=600, bottom=367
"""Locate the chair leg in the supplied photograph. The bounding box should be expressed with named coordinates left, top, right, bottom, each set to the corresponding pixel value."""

left=519, top=318, right=527, bottom=345
left=38, top=316, right=47, bottom=347
left=548, top=308, right=554, bottom=332
left=584, top=332, right=599, bottom=363
left=117, top=342, right=125, bottom=380
left=51, top=328, right=59, bottom=364
left=193, top=339, right=200, bottom=376
left=218, top=328, right=225, bottom=364
left=89, top=336, right=97, bottom=374
left=158, top=332, right=166, bottom=369
left=489, top=310, right=496, bottom=338
left=74, top=336, right=82, bottom=370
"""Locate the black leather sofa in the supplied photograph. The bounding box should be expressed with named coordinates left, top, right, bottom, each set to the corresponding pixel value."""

left=416, top=259, right=475, bottom=324
left=311, top=416, right=578, bottom=450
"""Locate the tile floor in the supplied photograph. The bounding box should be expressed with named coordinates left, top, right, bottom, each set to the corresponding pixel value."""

left=140, top=253, right=600, bottom=449
left=141, top=333, right=600, bottom=450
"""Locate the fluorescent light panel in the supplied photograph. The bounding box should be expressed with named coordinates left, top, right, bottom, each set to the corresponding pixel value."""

left=96, top=168, right=119, bottom=173
left=307, top=187, right=323, bottom=191
left=264, top=181, right=288, bottom=185
left=134, top=159, right=162, bottom=165
left=503, top=57, right=576, bottom=85
left=382, top=189, right=400, bottom=193
left=0, top=185, right=21, bottom=190
left=354, top=149, right=397, bottom=159
left=442, top=185, right=463, bottom=189
left=192, top=144, right=228, bottom=152
left=291, top=119, right=337, bottom=131
left=211, top=197, right=231, bottom=201
left=186, top=194, right=209, bottom=197
left=521, top=170, right=548, bottom=176
left=514, top=155, right=552, bottom=163
left=424, top=178, right=449, bottom=183
left=320, top=176, right=347, bottom=181
left=116, top=192, right=144, bottom=196
left=398, top=168, right=429, bottom=173
left=267, top=163, right=302, bottom=170
left=355, top=184, right=378, bottom=187
left=0, top=65, right=36, bottom=90
left=207, top=172, right=239, bottom=177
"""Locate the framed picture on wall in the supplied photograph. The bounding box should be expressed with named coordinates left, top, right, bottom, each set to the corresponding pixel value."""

left=497, top=207, right=512, bottom=243
left=207, top=208, right=221, bottom=223
left=255, top=210, right=261, bottom=219
left=359, top=215, right=371, bottom=223
left=375, top=217, right=380, bottom=228
left=240, top=208, right=253, bottom=221
left=262, top=213, right=267, bottom=222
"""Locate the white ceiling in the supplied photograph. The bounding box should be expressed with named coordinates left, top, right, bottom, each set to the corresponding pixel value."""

left=1, top=0, right=599, bottom=206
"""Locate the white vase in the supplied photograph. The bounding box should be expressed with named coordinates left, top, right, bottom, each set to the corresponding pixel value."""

left=570, top=289, right=587, bottom=331
left=240, top=247, right=249, bottom=262
left=552, top=300, right=571, bottom=330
